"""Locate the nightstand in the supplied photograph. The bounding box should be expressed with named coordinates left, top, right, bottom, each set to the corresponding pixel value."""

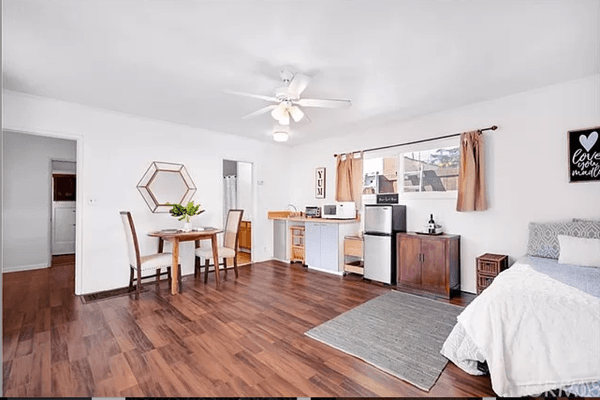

left=476, top=253, right=508, bottom=294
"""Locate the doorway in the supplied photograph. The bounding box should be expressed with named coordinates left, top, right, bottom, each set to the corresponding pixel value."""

left=2, top=129, right=83, bottom=294
left=223, top=159, right=254, bottom=266
left=51, top=160, right=76, bottom=256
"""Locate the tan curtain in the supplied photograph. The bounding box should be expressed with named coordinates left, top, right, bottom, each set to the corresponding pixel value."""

left=336, top=152, right=363, bottom=204
left=456, top=131, right=488, bottom=211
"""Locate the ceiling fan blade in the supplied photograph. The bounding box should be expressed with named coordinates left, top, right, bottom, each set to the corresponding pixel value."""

left=224, top=89, right=278, bottom=102
left=289, top=106, right=305, bottom=122
left=296, top=98, right=352, bottom=109
left=242, top=105, right=278, bottom=119
left=287, top=73, right=311, bottom=98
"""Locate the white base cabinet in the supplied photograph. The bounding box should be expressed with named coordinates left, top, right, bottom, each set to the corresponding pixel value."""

left=270, top=217, right=359, bottom=274
left=305, top=222, right=358, bottom=274
left=306, top=222, right=338, bottom=273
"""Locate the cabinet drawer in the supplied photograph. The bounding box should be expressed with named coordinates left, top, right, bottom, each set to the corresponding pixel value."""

left=477, top=274, right=495, bottom=289
left=477, top=260, right=499, bottom=275
left=344, top=239, right=363, bottom=257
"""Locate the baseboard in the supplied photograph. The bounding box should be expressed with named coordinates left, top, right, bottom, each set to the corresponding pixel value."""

left=3, top=263, right=49, bottom=273
left=307, top=266, right=344, bottom=276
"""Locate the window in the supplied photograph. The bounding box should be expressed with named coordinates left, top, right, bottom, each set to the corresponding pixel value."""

left=362, top=156, right=398, bottom=195
left=401, top=145, right=459, bottom=194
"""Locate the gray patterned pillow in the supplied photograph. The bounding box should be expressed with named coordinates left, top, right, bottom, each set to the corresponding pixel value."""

left=573, top=218, right=600, bottom=222
left=527, top=221, right=600, bottom=259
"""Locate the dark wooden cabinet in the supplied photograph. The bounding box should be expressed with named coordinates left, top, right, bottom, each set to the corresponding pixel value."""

left=396, top=232, right=460, bottom=298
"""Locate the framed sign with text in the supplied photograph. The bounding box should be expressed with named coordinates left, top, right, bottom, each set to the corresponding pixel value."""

left=568, top=126, right=600, bottom=183
left=315, top=167, right=326, bottom=198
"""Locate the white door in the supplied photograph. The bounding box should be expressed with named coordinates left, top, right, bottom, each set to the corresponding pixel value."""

left=52, top=202, right=76, bottom=255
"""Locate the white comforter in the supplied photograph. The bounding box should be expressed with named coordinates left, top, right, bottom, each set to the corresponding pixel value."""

left=442, top=263, right=600, bottom=397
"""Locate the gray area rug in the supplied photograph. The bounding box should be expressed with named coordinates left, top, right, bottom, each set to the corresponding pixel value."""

left=305, top=290, right=463, bottom=391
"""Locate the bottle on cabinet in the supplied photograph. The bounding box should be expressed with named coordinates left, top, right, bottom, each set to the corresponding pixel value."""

left=428, top=214, right=436, bottom=234
left=423, top=214, right=443, bottom=235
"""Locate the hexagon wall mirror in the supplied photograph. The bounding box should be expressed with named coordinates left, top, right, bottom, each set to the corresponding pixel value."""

left=137, top=161, right=197, bottom=212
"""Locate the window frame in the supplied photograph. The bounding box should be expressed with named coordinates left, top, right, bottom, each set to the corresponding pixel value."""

left=361, top=153, right=399, bottom=196
left=399, top=139, right=459, bottom=199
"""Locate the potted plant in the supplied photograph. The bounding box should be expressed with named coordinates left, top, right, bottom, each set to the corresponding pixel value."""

left=167, top=201, right=205, bottom=231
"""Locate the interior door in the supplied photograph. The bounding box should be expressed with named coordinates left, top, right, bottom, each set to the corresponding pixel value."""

left=52, top=202, right=76, bottom=255
left=421, top=238, right=446, bottom=291
left=398, top=235, right=421, bottom=284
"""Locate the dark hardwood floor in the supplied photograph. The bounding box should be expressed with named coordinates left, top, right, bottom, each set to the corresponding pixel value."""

left=3, top=254, right=494, bottom=397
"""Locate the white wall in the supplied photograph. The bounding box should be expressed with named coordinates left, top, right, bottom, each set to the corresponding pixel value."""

left=237, top=161, right=253, bottom=221
left=2, top=131, right=77, bottom=272
left=2, top=90, right=292, bottom=294
left=289, top=75, right=600, bottom=293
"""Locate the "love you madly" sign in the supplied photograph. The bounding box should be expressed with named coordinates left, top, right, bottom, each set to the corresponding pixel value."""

left=568, top=126, right=600, bottom=183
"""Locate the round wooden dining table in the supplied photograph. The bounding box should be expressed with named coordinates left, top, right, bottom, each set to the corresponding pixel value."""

left=148, top=228, right=223, bottom=294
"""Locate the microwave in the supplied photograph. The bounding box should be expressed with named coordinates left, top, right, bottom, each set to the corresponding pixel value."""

left=323, top=202, right=357, bottom=219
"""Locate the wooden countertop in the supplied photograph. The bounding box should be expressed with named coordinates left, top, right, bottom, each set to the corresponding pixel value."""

left=268, top=216, right=360, bottom=224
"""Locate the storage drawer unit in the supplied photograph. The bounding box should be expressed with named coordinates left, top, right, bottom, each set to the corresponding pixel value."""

left=290, top=225, right=305, bottom=264
left=343, top=236, right=364, bottom=276
left=476, top=253, right=508, bottom=294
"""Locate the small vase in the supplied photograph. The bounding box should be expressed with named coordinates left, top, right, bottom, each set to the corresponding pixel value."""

left=182, top=222, right=192, bottom=232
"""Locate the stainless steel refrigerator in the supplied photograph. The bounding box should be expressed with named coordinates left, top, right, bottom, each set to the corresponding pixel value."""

left=363, top=204, right=406, bottom=284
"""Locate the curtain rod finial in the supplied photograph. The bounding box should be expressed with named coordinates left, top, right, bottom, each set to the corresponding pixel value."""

left=491, top=125, right=498, bottom=130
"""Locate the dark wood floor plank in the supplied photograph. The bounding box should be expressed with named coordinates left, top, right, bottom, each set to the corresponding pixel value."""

left=69, top=358, right=95, bottom=396
left=3, top=254, right=494, bottom=397
left=29, top=331, right=52, bottom=397
left=107, top=352, right=138, bottom=394
left=50, top=361, right=74, bottom=397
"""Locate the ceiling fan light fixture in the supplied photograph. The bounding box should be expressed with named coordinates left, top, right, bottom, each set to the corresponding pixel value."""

left=289, top=106, right=304, bottom=122
left=278, top=112, right=290, bottom=125
left=273, top=131, right=289, bottom=142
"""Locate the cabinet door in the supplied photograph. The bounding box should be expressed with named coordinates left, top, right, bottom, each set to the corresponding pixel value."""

left=239, top=223, right=246, bottom=248
left=398, top=235, right=421, bottom=284
left=305, top=222, right=321, bottom=269
left=273, top=220, right=286, bottom=260
left=320, top=223, right=339, bottom=272
left=421, top=238, right=446, bottom=291
left=246, top=223, right=252, bottom=249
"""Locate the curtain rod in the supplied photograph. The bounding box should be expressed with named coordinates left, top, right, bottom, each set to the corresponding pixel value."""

left=333, top=125, right=498, bottom=157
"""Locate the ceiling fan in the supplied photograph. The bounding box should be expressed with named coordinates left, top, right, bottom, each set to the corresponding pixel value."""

left=225, top=68, right=352, bottom=125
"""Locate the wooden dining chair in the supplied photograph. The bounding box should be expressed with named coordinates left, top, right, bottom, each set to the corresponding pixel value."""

left=194, top=209, right=244, bottom=282
left=119, top=211, right=181, bottom=299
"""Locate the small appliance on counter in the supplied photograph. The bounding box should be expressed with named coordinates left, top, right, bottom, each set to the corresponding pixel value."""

left=418, top=213, right=443, bottom=235
left=322, top=202, right=357, bottom=219
left=305, top=206, right=321, bottom=218
left=363, top=204, right=406, bottom=285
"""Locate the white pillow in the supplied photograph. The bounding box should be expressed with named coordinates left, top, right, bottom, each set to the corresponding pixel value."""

left=558, top=235, right=600, bottom=267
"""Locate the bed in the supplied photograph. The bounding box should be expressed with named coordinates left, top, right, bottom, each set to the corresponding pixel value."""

left=441, top=255, right=600, bottom=397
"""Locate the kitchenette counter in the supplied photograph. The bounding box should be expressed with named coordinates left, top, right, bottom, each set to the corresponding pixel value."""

left=268, top=216, right=360, bottom=224
left=268, top=211, right=361, bottom=275
left=267, top=211, right=359, bottom=223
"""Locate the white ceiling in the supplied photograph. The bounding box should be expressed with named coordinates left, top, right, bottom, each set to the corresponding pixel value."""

left=3, top=0, right=599, bottom=145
